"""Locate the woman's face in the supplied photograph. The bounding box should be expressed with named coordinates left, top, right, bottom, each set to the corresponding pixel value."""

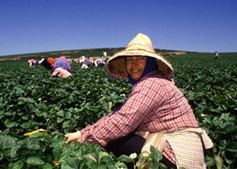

left=126, top=56, right=147, bottom=80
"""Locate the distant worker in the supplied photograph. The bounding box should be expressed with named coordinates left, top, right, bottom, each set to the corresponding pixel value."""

left=51, top=56, right=72, bottom=78
left=74, top=58, right=80, bottom=64
left=215, top=51, right=219, bottom=59
left=51, top=67, right=72, bottom=78
left=80, top=56, right=91, bottom=69
left=88, top=57, right=94, bottom=65
left=103, top=52, right=107, bottom=57
left=94, top=58, right=106, bottom=67
left=39, top=57, right=56, bottom=70
left=53, top=56, right=72, bottom=72
left=169, top=53, right=173, bottom=58
left=28, top=59, right=38, bottom=68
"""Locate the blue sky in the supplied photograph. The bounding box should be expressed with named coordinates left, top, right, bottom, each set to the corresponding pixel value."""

left=0, top=0, right=236, bottom=56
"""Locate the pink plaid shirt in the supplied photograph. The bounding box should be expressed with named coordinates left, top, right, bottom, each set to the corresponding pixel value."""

left=79, top=70, right=199, bottom=163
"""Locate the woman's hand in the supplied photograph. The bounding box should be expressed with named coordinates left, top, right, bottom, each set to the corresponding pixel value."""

left=65, top=131, right=81, bottom=145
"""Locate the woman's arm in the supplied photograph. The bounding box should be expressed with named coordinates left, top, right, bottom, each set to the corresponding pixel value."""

left=78, top=78, right=164, bottom=146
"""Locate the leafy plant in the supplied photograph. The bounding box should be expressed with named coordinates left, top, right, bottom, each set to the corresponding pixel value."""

left=0, top=52, right=236, bottom=168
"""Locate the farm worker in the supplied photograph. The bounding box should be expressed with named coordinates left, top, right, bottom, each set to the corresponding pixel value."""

left=51, top=56, right=72, bottom=78
left=74, top=58, right=81, bottom=64
left=88, top=57, right=94, bottom=65
left=79, top=56, right=86, bottom=65
left=94, top=58, right=105, bottom=67
left=39, top=57, right=55, bottom=70
left=51, top=67, right=72, bottom=78
left=81, top=63, right=88, bottom=69
left=169, top=53, right=173, bottom=58
left=103, top=51, right=107, bottom=57
left=52, top=56, right=72, bottom=72
left=85, top=58, right=92, bottom=67
left=27, top=59, right=38, bottom=68
left=80, top=56, right=91, bottom=69
left=65, top=33, right=213, bottom=169
left=215, top=51, right=219, bottom=59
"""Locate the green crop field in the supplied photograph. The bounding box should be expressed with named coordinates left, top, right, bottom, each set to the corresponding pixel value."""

left=0, top=51, right=236, bottom=168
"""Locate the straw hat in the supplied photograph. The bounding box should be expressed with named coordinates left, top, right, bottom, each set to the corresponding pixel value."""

left=105, top=33, right=174, bottom=80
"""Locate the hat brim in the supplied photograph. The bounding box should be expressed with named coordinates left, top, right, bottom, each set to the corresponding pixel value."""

left=105, top=50, right=173, bottom=80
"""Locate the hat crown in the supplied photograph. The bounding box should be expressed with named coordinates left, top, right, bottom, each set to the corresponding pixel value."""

left=126, top=33, right=154, bottom=52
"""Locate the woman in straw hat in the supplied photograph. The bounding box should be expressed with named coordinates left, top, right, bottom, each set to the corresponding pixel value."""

left=65, top=33, right=213, bottom=169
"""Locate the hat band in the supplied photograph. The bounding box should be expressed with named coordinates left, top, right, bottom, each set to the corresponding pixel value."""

left=127, top=41, right=154, bottom=52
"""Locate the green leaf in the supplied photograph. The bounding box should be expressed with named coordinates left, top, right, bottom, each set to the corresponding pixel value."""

left=59, top=157, right=79, bottom=169
left=8, top=160, right=24, bottom=169
left=59, top=144, right=72, bottom=159
left=63, top=120, right=76, bottom=129
left=65, top=112, right=72, bottom=118
left=42, top=163, right=53, bottom=169
left=62, top=120, right=71, bottom=128
left=117, top=154, right=134, bottom=163
left=100, top=155, right=114, bottom=166
left=22, top=122, right=32, bottom=129
left=227, top=148, right=237, bottom=153
left=0, top=151, right=3, bottom=161
left=25, top=97, right=36, bottom=104
left=27, top=138, right=40, bottom=150
left=114, top=161, right=127, bottom=169
left=205, top=155, right=216, bottom=167
left=53, top=145, right=62, bottom=161
left=4, top=119, right=17, bottom=128
left=57, top=117, right=64, bottom=123
left=17, top=97, right=35, bottom=105
left=0, top=135, right=16, bottom=150
left=85, top=103, right=99, bottom=112
left=21, top=115, right=28, bottom=120
left=10, top=145, right=21, bottom=158
left=26, top=156, right=45, bottom=166
left=56, top=110, right=64, bottom=117
left=150, top=146, right=163, bottom=162
left=87, top=160, right=97, bottom=168
left=29, top=132, right=51, bottom=144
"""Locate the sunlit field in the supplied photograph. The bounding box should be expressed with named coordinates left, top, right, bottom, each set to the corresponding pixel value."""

left=0, top=52, right=236, bottom=168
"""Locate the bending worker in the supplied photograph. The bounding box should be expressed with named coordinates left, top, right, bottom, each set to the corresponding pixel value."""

left=39, top=57, right=55, bottom=70
left=51, top=56, right=72, bottom=78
